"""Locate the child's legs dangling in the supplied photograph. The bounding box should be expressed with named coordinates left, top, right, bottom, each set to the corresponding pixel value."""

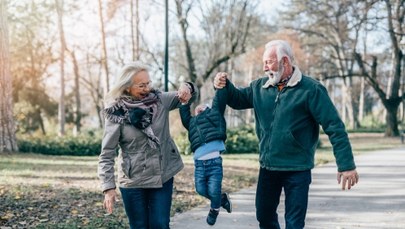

left=205, top=157, right=223, bottom=209
left=194, top=160, right=209, bottom=198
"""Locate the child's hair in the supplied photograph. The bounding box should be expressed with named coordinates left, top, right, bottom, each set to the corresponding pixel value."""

left=194, top=104, right=210, bottom=115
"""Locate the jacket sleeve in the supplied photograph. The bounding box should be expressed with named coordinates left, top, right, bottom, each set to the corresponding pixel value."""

left=160, top=82, right=199, bottom=110
left=212, top=87, right=227, bottom=115
left=309, top=84, right=356, bottom=172
left=224, top=79, right=254, bottom=110
left=98, top=119, right=121, bottom=192
left=179, top=104, right=192, bottom=130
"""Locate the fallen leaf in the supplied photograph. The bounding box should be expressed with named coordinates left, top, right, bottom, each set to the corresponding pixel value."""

left=39, top=218, right=49, bottom=223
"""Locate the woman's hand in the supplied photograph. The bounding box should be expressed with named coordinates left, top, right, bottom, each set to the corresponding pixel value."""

left=103, top=189, right=117, bottom=214
left=177, top=83, right=192, bottom=104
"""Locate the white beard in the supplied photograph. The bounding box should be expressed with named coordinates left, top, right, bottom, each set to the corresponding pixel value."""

left=262, top=63, right=284, bottom=88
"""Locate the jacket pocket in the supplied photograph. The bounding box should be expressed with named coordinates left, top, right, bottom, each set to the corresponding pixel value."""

left=268, top=131, right=305, bottom=155
left=164, top=139, right=182, bottom=170
left=121, top=150, right=146, bottom=179
left=120, top=153, right=131, bottom=178
left=287, top=131, right=306, bottom=151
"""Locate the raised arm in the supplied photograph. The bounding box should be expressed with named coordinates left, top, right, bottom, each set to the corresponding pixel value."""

left=179, top=104, right=192, bottom=130
left=211, top=87, right=228, bottom=115
left=160, top=82, right=199, bottom=110
left=213, top=72, right=253, bottom=110
left=224, top=78, right=253, bottom=110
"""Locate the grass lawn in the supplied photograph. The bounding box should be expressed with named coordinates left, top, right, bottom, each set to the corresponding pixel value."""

left=0, top=133, right=403, bottom=228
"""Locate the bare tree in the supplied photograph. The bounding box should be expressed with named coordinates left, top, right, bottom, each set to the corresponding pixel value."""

left=67, top=49, right=82, bottom=134
left=282, top=0, right=377, bottom=129
left=0, top=0, right=18, bottom=152
left=174, top=0, right=258, bottom=102
left=82, top=53, right=104, bottom=128
left=355, top=0, right=404, bottom=136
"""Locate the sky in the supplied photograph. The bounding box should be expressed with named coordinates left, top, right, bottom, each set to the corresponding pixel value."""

left=139, top=0, right=284, bottom=49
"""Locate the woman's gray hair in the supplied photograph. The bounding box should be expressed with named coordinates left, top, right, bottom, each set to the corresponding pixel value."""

left=264, top=40, right=295, bottom=65
left=104, top=61, right=149, bottom=106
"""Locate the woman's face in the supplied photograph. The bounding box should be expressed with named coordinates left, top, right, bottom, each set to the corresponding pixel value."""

left=128, top=70, right=152, bottom=100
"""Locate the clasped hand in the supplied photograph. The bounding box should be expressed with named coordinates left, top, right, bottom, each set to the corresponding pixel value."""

left=177, top=83, right=192, bottom=104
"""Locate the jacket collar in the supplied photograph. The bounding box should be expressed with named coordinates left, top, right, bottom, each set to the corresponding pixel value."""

left=286, top=66, right=302, bottom=87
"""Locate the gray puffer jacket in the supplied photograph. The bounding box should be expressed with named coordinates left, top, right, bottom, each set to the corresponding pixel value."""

left=98, top=88, right=197, bottom=192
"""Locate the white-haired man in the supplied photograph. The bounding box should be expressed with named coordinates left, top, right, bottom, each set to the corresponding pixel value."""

left=214, top=40, right=359, bottom=229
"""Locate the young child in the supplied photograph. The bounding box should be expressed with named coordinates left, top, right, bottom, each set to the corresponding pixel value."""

left=179, top=88, right=232, bottom=225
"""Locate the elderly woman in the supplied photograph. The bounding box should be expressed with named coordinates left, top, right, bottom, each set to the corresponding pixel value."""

left=98, top=61, right=197, bottom=229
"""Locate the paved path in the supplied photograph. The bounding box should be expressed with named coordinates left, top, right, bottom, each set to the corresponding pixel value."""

left=170, top=147, right=405, bottom=229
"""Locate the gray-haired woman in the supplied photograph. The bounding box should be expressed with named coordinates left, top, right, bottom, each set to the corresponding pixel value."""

left=98, top=61, right=197, bottom=229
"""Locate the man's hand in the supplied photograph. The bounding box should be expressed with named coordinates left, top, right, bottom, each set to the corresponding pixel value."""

left=337, top=169, right=359, bottom=190
left=214, top=72, right=228, bottom=89
left=103, top=189, right=117, bottom=214
left=177, top=83, right=192, bottom=104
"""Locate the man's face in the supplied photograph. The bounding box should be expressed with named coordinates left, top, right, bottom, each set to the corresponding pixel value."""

left=262, top=48, right=284, bottom=84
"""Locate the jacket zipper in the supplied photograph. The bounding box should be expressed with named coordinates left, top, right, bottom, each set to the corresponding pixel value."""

left=196, top=116, right=205, bottom=144
left=268, top=87, right=287, bottom=169
left=271, top=87, right=286, bottom=127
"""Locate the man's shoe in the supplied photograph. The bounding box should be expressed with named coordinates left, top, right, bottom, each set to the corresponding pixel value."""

left=206, top=208, right=219, bottom=225
left=221, top=192, right=232, bottom=213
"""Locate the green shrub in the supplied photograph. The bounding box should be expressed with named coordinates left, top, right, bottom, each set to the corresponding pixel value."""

left=174, top=125, right=259, bottom=155
left=225, top=126, right=259, bottom=154
left=174, top=131, right=192, bottom=155
left=18, top=134, right=102, bottom=156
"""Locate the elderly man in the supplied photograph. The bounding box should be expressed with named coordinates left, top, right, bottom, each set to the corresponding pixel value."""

left=214, top=40, right=359, bottom=229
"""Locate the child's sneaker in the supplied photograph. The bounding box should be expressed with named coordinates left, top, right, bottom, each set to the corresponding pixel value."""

left=221, top=192, right=232, bottom=213
left=206, top=208, right=219, bottom=225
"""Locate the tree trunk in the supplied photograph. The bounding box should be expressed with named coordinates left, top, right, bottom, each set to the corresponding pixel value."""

left=341, top=81, right=348, bottom=124
left=83, top=54, right=104, bottom=128
left=0, top=0, right=18, bottom=152
left=131, top=0, right=140, bottom=60
left=175, top=0, right=198, bottom=85
left=98, top=0, right=110, bottom=97
left=69, top=50, right=81, bottom=135
left=348, top=77, right=361, bottom=129
left=385, top=104, right=400, bottom=136
left=35, top=107, right=46, bottom=135
left=358, top=77, right=365, bottom=122
left=55, top=0, right=66, bottom=136
left=383, top=0, right=404, bottom=136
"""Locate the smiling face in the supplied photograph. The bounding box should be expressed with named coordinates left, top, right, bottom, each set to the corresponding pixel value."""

left=127, top=70, right=152, bottom=100
left=262, top=47, right=284, bottom=85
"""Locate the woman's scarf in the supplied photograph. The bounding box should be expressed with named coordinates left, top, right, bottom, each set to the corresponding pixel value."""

left=103, top=90, right=161, bottom=148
